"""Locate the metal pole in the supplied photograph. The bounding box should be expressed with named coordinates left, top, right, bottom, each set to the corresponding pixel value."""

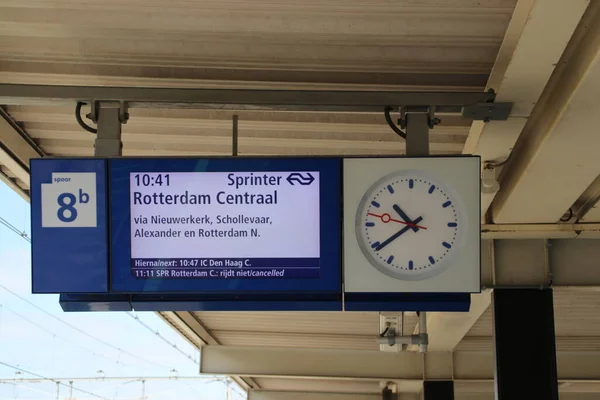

left=419, top=312, right=428, bottom=353
left=94, top=102, right=123, bottom=157
left=405, top=112, right=430, bottom=156
left=232, top=115, right=238, bottom=156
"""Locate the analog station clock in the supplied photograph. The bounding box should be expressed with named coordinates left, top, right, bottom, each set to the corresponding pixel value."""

left=355, top=170, right=468, bottom=281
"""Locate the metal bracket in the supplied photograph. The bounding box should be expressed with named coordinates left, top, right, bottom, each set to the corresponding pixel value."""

left=381, top=387, right=398, bottom=400
left=482, top=165, right=500, bottom=194
left=87, top=101, right=129, bottom=125
left=462, top=102, right=512, bottom=122
left=399, top=106, right=441, bottom=130
left=378, top=312, right=428, bottom=353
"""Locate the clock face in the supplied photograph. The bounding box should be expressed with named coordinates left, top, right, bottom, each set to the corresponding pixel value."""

left=355, top=170, right=467, bottom=281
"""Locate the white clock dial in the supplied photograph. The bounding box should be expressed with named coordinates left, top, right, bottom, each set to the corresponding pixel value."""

left=355, top=170, right=467, bottom=281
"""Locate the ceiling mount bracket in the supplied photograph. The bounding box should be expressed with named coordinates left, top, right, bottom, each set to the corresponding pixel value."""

left=463, top=102, right=512, bottom=122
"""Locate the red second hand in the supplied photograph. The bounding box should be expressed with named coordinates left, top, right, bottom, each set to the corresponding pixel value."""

left=367, top=212, right=427, bottom=230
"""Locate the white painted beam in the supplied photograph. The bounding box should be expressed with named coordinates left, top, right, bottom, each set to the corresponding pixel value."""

left=159, top=311, right=258, bottom=390
left=492, top=0, right=600, bottom=223
left=462, top=0, right=589, bottom=219
left=253, top=378, right=422, bottom=395
left=200, top=346, right=600, bottom=381
left=200, top=345, right=442, bottom=380
left=248, top=391, right=384, bottom=400
left=250, top=380, right=600, bottom=398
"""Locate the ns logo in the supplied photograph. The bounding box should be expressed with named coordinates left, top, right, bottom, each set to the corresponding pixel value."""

left=41, top=173, right=97, bottom=228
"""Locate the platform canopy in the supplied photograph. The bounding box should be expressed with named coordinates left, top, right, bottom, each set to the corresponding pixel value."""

left=3, top=0, right=600, bottom=398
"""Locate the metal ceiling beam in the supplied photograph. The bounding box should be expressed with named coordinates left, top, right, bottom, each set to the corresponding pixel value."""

left=461, top=0, right=589, bottom=220
left=480, top=223, right=600, bottom=239
left=0, top=107, right=43, bottom=199
left=200, top=346, right=600, bottom=381
left=0, top=107, right=43, bottom=185
left=0, top=84, right=501, bottom=114
left=492, top=0, right=600, bottom=223
left=481, top=238, right=600, bottom=288
left=0, top=108, right=43, bottom=166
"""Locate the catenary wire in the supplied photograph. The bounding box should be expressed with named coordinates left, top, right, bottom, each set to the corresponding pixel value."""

left=0, top=284, right=172, bottom=371
left=0, top=361, right=110, bottom=400
left=126, top=312, right=198, bottom=365
left=0, top=304, right=145, bottom=370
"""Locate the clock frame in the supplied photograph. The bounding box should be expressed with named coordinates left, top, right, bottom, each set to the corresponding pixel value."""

left=354, top=169, right=467, bottom=281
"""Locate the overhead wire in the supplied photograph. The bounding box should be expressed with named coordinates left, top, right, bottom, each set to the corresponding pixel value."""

left=0, top=203, right=231, bottom=398
left=0, top=216, right=195, bottom=372
left=0, top=361, right=110, bottom=400
left=125, top=312, right=198, bottom=365
left=0, top=304, right=145, bottom=370
left=0, top=284, right=172, bottom=371
left=0, top=381, right=56, bottom=398
left=0, top=217, right=30, bottom=243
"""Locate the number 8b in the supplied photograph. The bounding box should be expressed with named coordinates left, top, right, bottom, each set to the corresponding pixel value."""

left=57, top=192, right=78, bottom=222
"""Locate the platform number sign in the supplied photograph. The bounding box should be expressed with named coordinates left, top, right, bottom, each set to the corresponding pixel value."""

left=41, top=173, right=97, bottom=227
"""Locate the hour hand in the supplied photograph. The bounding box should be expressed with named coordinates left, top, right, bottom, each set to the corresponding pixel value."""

left=393, top=204, right=419, bottom=232
left=376, top=216, right=424, bottom=251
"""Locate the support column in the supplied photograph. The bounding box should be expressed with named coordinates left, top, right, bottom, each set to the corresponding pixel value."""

left=404, top=111, right=430, bottom=156
left=422, top=381, right=453, bottom=400
left=493, top=289, right=558, bottom=400
left=93, top=102, right=124, bottom=157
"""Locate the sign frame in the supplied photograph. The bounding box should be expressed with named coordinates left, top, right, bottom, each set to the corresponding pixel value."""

left=108, top=157, right=342, bottom=295
left=31, top=158, right=109, bottom=294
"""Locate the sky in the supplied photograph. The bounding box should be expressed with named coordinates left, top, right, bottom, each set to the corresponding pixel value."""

left=0, top=180, right=245, bottom=400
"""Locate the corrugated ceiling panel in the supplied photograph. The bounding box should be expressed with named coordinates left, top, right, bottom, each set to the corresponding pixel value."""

left=0, top=0, right=516, bottom=89
left=457, top=336, right=600, bottom=352
left=465, top=307, right=493, bottom=337
left=214, top=331, right=377, bottom=351
left=195, top=312, right=379, bottom=335
left=554, top=290, right=600, bottom=336
left=464, top=290, right=600, bottom=340
left=193, top=311, right=419, bottom=351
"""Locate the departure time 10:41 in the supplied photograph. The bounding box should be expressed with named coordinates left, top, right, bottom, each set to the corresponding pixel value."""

left=133, top=173, right=170, bottom=187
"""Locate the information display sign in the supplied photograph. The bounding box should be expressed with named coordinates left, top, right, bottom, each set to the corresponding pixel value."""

left=109, top=158, right=341, bottom=294
left=129, top=171, right=320, bottom=280
left=30, top=156, right=476, bottom=312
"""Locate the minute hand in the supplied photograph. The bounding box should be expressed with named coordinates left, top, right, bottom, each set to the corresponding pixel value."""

left=376, top=216, right=423, bottom=251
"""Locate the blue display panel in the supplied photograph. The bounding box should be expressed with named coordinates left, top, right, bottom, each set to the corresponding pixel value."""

left=31, top=159, right=108, bottom=293
left=109, top=158, right=341, bottom=294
